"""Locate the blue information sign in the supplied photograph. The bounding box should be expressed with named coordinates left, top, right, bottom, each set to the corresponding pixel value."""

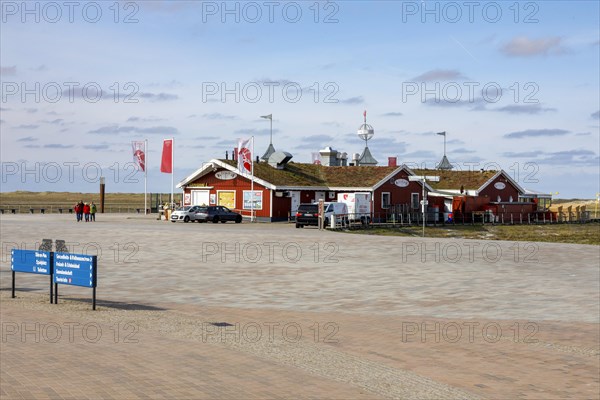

left=11, top=249, right=52, bottom=275
left=53, top=252, right=97, bottom=288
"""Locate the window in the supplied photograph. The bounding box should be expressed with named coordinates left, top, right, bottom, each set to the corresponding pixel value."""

left=382, top=192, right=391, bottom=209
left=411, top=193, right=420, bottom=209
left=243, top=190, right=263, bottom=210
left=217, top=191, right=235, bottom=209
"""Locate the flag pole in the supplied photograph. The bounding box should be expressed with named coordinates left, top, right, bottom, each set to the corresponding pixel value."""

left=251, top=136, right=255, bottom=222
left=171, top=137, right=174, bottom=207
left=436, top=131, right=447, bottom=158
left=144, top=139, right=148, bottom=215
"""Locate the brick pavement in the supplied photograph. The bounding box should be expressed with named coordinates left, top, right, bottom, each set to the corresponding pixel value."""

left=1, top=299, right=376, bottom=400
left=1, top=214, right=598, bottom=399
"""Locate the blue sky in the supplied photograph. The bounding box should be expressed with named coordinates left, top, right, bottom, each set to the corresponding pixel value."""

left=1, top=0, right=599, bottom=198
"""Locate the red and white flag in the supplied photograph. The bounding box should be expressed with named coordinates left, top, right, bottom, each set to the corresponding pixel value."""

left=131, top=141, right=146, bottom=172
left=237, top=137, right=252, bottom=174
left=160, top=139, right=173, bottom=173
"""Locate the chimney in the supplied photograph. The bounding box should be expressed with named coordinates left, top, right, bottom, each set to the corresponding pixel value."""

left=388, top=157, right=397, bottom=167
left=319, top=146, right=338, bottom=166
left=352, top=153, right=360, bottom=166
left=340, top=152, right=348, bottom=167
left=233, top=148, right=237, bottom=161
left=225, top=150, right=229, bottom=160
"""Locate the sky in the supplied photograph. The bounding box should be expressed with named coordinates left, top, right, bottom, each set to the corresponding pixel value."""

left=1, top=0, right=599, bottom=198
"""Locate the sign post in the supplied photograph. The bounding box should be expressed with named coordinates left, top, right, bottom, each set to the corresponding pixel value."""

left=53, top=253, right=97, bottom=310
left=318, top=199, right=325, bottom=230
left=409, top=175, right=440, bottom=237
left=11, top=249, right=54, bottom=303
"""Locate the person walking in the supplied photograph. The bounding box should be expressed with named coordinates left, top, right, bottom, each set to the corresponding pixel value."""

left=83, top=203, right=90, bottom=222
left=74, top=203, right=81, bottom=222
left=164, top=202, right=170, bottom=222
left=90, top=202, right=97, bottom=222
left=77, top=200, right=84, bottom=222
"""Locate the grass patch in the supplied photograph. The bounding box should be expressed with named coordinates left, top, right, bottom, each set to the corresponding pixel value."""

left=345, top=223, right=600, bottom=245
left=0, top=191, right=181, bottom=207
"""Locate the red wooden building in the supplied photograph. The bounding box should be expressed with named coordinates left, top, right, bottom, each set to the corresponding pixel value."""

left=177, top=159, right=551, bottom=223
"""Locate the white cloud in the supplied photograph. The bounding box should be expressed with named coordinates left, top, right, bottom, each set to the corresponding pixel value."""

left=0, top=65, right=16, bottom=76
left=501, top=36, right=568, bottom=57
left=494, top=105, right=557, bottom=114
left=504, top=129, right=570, bottom=139
left=411, top=69, right=468, bottom=82
left=89, top=125, right=179, bottom=135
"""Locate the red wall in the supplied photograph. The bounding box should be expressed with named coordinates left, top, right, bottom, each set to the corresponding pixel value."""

left=272, top=195, right=291, bottom=220
left=184, top=170, right=272, bottom=218
left=479, top=174, right=520, bottom=203
left=373, top=170, right=424, bottom=213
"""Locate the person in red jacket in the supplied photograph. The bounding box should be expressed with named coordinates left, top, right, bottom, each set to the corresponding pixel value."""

left=74, top=203, right=81, bottom=222
left=83, top=203, right=91, bottom=222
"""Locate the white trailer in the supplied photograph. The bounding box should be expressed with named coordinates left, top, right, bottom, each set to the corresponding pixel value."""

left=337, top=192, right=372, bottom=224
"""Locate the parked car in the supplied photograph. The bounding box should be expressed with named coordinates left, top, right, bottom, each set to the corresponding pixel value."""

left=323, top=202, right=349, bottom=227
left=295, top=203, right=319, bottom=228
left=171, top=205, right=203, bottom=223
left=193, top=206, right=243, bottom=223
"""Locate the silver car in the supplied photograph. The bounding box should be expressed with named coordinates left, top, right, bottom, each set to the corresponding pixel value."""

left=170, top=206, right=203, bottom=223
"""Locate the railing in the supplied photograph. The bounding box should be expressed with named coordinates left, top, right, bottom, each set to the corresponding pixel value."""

left=0, top=203, right=156, bottom=214
left=323, top=210, right=595, bottom=230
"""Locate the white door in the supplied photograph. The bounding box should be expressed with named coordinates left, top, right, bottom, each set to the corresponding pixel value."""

left=290, top=191, right=300, bottom=215
left=192, top=190, right=210, bottom=206
left=315, top=191, right=325, bottom=202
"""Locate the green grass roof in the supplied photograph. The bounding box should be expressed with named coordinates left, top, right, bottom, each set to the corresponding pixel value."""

left=218, top=161, right=497, bottom=190
left=413, top=169, right=497, bottom=190
left=220, top=160, right=398, bottom=188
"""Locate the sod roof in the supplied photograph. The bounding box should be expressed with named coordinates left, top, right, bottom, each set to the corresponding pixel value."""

left=220, top=160, right=399, bottom=188
left=412, top=169, right=498, bottom=190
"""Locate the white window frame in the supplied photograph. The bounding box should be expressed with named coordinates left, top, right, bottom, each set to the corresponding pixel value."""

left=216, top=190, right=236, bottom=209
left=381, top=192, right=391, bottom=209
left=243, top=190, right=263, bottom=210
left=191, top=190, right=210, bottom=206
left=411, top=193, right=420, bottom=209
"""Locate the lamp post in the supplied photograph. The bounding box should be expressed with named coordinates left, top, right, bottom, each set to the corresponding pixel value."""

left=409, top=175, right=440, bottom=237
